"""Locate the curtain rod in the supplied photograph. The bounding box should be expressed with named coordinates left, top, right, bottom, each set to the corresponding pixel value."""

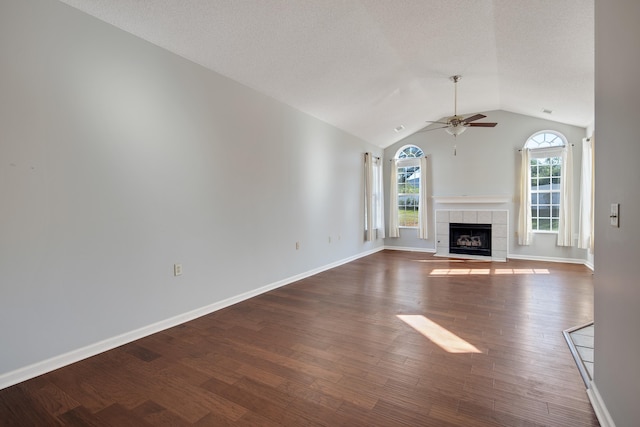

left=389, top=156, right=428, bottom=161
left=518, top=144, right=574, bottom=152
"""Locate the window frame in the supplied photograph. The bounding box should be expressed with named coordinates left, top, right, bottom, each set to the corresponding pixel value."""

left=524, top=131, right=567, bottom=234
left=395, top=145, right=424, bottom=229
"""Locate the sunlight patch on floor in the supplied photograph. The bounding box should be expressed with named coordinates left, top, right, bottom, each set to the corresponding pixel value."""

left=494, top=268, right=550, bottom=275
left=429, top=268, right=550, bottom=276
left=397, top=315, right=482, bottom=354
left=430, top=268, right=491, bottom=275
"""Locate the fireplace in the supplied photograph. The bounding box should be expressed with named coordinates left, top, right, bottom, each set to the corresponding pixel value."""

left=449, top=223, right=492, bottom=257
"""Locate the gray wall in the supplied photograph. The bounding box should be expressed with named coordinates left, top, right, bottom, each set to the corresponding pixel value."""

left=594, top=1, right=640, bottom=425
left=0, top=0, right=382, bottom=377
left=384, top=110, right=588, bottom=262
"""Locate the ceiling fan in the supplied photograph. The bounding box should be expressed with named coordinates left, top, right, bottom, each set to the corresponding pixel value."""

left=424, top=75, right=497, bottom=137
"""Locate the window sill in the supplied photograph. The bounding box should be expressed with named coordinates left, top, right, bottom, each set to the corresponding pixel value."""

left=532, top=230, right=558, bottom=234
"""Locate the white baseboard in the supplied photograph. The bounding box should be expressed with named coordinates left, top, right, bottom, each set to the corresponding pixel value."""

left=384, top=246, right=590, bottom=267
left=384, top=245, right=436, bottom=253
left=587, top=382, right=616, bottom=427
left=507, top=253, right=588, bottom=265
left=0, top=247, right=384, bottom=391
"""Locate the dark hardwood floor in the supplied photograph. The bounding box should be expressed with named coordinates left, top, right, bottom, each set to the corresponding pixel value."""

left=0, top=251, right=598, bottom=426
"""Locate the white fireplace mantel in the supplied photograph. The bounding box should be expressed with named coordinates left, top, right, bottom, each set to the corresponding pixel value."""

left=433, top=195, right=511, bottom=204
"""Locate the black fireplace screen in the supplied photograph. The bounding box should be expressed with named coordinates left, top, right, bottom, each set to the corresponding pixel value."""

left=449, top=223, right=492, bottom=256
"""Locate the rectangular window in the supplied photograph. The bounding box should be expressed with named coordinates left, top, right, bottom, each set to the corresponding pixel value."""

left=397, top=165, right=420, bottom=227
left=530, top=157, right=561, bottom=232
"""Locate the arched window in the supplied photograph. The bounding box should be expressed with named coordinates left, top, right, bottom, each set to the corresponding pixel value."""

left=518, top=131, right=573, bottom=246
left=389, top=145, right=428, bottom=239
left=524, top=131, right=567, bottom=150
left=397, top=145, right=424, bottom=159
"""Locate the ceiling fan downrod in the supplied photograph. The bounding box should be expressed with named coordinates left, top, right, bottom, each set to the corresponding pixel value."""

left=451, top=75, right=462, bottom=117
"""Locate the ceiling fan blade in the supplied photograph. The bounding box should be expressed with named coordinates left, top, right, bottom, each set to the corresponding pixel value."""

left=462, top=114, right=486, bottom=123
left=468, top=122, right=497, bottom=127
left=417, top=125, right=450, bottom=133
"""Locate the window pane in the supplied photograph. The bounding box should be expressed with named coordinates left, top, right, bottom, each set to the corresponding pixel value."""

left=551, top=219, right=559, bottom=231
left=398, top=195, right=418, bottom=206
left=538, top=178, right=550, bottom=189
left=538, top=164, right=551, bottom=177
left=539, top=206, right=551, bottom=218
left=531, top=193, right=538, bottom=204
left=539, top=192, right=551, bottom=204
left=399, top=207, right=419, bottom=227
left=408, top=182, right=418, bottom=193
left=552, top=192, right=560, bottom=204
left=531, top=207, right=537, bottom=218
left=552, top=206, right=559, bottom=218
left=398, top=145, right=424, bottom=159
left=552, top=177, right=560, bottom=190
left=398, top=166, right=419, bottom=194
left=539, top=219, right=551, bottom=231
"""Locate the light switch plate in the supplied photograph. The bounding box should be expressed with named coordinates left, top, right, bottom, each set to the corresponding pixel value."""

left=610, top=203, right=619, bottom=227
left=174, top=263, right=183, bottom=276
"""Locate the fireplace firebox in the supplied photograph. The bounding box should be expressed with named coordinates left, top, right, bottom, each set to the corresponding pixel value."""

left=449, top=223, right=492, bottom=257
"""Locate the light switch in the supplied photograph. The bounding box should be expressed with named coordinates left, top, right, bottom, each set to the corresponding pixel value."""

left=610, top=203, right=619, bottom=227
left=174, top=263, right=183, bottom=276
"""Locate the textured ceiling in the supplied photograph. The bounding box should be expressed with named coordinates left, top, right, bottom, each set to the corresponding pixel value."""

left=58, top=0, right=594, bottom=147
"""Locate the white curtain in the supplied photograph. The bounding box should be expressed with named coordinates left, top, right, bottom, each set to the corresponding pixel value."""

left=557, top=144, right=574, bottom=246
left=364, top=153, right=374, bottom=241
left=364, top=153, right=385, bottom=242
left=373, top=156, right=385, bottom=239
left=388, top=159, right=399, bottom=237
left=578, top=137, right=594, bottom=252
left=517, top=148, right=533, bottom=245
left=417, top=156, right=428, bottom=239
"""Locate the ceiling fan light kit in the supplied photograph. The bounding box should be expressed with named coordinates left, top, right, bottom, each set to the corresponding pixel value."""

left=445, top=124, right=467, bottom=136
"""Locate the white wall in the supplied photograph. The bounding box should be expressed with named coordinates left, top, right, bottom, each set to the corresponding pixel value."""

left=0, top=0, right=382, bottom=380
left=384, top=110, right=588, bottom=263
left=594, top=1, right=640, bottom=425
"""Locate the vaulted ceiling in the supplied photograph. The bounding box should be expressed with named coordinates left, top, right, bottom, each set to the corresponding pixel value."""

left=59, top=0, right=594, bottom=147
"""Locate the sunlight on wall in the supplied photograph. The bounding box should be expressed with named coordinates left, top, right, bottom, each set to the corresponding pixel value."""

left=397, top=315, right=482, bottom=354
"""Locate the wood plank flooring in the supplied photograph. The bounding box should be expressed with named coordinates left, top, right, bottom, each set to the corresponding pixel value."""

left=0, top=251, right=598, bottom=426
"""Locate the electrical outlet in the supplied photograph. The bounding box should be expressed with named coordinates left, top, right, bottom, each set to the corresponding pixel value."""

left=174, top=263, right=183, bottom=276
left=295, top=242, right=300, bottom=250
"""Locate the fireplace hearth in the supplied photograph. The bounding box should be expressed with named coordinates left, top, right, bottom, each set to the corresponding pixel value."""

left=449, top=223, right=492, bottom=257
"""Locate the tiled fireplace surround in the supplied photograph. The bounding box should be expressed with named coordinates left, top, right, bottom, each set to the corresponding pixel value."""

left=436, top=210, right=508, bottom=262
